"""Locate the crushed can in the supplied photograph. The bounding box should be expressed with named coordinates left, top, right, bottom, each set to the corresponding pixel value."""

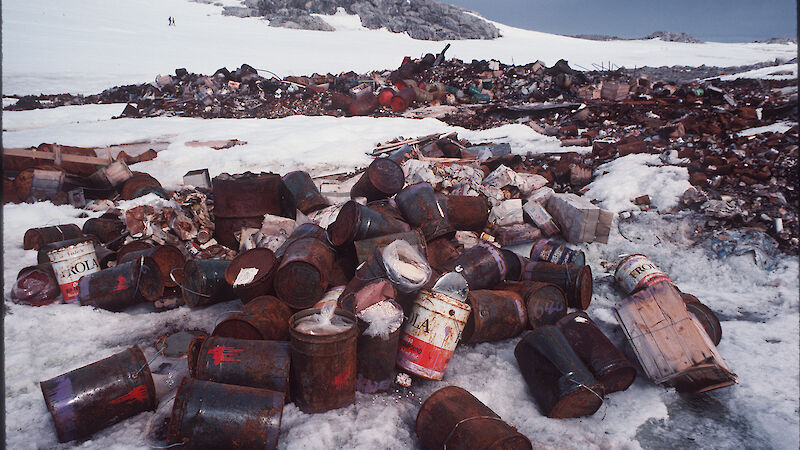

left=213, top=295, right=292, bottom=341
left=461, top=290, right=527, bottom=344
left=47, top=239, right=101, bottom=303
left=395, top=182, right=454, bottom=241
left=189, top=336, right=290, bottom=394
left=349, top=158, right=405, bottom=202
left=11, top=263, right=61, bottom=306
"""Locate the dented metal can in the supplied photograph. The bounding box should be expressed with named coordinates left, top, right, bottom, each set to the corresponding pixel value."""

left=289, top=308, right=358, bottom=413
left=442, top=195, right=490, bottom=232
left=461, top=290, right=527, bottom=344
left=396, top=290, right=471, bottom=380
left=328, top=200, right=411, bottom=247
left=498, top=281, right=567, bottom=329
left=167, top=378, right=284, bottom=450
left=614, top=254, right=671, bottom=295
left=11, top=263, right=61, bottom=306
left=47, top=240, right=101, bottom=303
left=224, top=247, right=278, bottom=303
left=274, top=237, right=335, bottom=309
left=519, top=259, right=593, bottom=310
left=213, top=295, right=292, bottom=341
left=190, top=336, right=290, bottom=394
left=78, top=256, right=163, bottom=311
left=556, top=311, right=637, bottom=394
left=24, top=224, right=82, bottom=250
left=356, top=300, right=404, bottom=393
left=416, top=385, right=532, bottom=450
left=82, top=218, right=126, bottom=245
left=350, top=158, right=405, bottom=202
left=442, top=242, right=507, bottom=291
left=181, top=259, right=233, bottom=307
left=395, top=182, right=455, bottom=241
left=514, top=327, right=604, bottom=419
left=40, top=345, right=157, bottom=443
left=530, top=239, right=586, bottom=266
left=282, top=170, right=330, bottom=214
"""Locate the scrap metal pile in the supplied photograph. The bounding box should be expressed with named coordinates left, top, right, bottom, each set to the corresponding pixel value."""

left=12, top=133, right=742, bottom=447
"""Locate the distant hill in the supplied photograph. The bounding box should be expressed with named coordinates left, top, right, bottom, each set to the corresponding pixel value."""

left=217, top=0, right=501, bottom=40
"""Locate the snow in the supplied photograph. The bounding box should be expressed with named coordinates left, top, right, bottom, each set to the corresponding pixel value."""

left=736, top=121, right=795, bottom=137
left=3, top=0, right=799, bottom=448
left=2, top=0, right=796, bottom=95
left=718, top=63, right=798, bottom=81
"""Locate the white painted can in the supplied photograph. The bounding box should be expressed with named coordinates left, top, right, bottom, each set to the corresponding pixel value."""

left=48, top=240, right=100, bottom=303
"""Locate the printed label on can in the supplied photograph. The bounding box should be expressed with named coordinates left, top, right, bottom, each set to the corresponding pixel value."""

left=615, top=255, right=672, bottom=294
left=532, top=240, right=572, bottom=265
left=48, top=241, right=100, bottom=303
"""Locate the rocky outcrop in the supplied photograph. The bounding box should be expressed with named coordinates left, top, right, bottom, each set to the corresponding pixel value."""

left=644, top=31, right=703, bottom=43
left=221, top=0, right=500, bottom=40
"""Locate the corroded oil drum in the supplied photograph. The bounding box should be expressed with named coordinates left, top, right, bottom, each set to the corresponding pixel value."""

left=190, top=336, right=290, bottom=394
left=416, top=386, right=532, bottom=450
left=529, top=239, right=586, bottom=266
left=442, top=242, right=507, bottom=292
left=519, top=259, right=593, bottom=310
left=11, top=263, right=61, bottom=306
left=181, top=259, right=233, bottom=307
left=282, top=170, right=329, bottom=214
left=82, top=218, right=126, bottom=245
left=328, top=200, right=411, bottom=247
left=498, top=281, right=567, bottom=329
left=40, top=346, right=157, bottom=443
left=224, top=247, right=278, bottom=303
left=355, top=300, right=404, bottom=393
left=78, top=257, right=163, bottom=311
left=442, top=195, right=490, bottom=232
left=395, top=182, right=454, bottom=241
left=24, top=224, right=82, bottom=250
left=213, top=295, right=292, bottom=341
left=350, top=158, right=405, bottom=202
left=461, top=290, right=527, bottom=344
left=274, top=237, right=335, bottom=309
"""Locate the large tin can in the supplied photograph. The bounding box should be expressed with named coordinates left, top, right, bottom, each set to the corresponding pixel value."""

left=224, top=247, right=278, bottom=303
left=47, top=239, right=101, bottom=303
left=11, top=263, right=61, bottom=306
left=556, top=311, right=637, bottom=394
left=82, top=217, right=126, bottom=245
left=274, top=222, right=328, bottom=259
left=180, top=259, right=233, bottom=307
left=530, top=239, right=586, bottom=266
left=614, top=254, right=671, bottom=295
left=461, top=290, right=527, bottom=344
left=519, top=259, right=593, bottom=310
left=282, top=170, right=330, bottom=214
left=24, top=224, right=82, bottom=250
left=442, top=242, right=507, bottom=291
left=328, top=200, right=411, bottom=247
left=167, top=378, right=284, bottom=450
left=115, top=240, right=154, bottom=262
left=498, top=281, right=567, bottom=329
left=36, top=237, right=102, bottom=265
left=289, top=308, right=358, bottom=413
left=40, top=346, right=157, bottom=443
left=118, top=245, right=185, bottom=289
left=514, top=327, right=604, bottom=418
left=78, top=257, right=163, bottom=310
left=396, top=290, right=471, bottom=380
left=190, top=336, right=290, bottom=394
left=442, top=195, right=490, bottom=231
left=213, top=295, right=292, bottom=341
left=416, top=386, right=532, bottom=450
left=425, top=236, right=460, bottom=273
left=274, top=237, right=335, bottom=309
left=350, top=158, right=405, bottom=202
left=120, top=173, right=163, bottom=200
left=356, top=300, right=404, bottom=393
left=395, top=182, right=455, bottom=241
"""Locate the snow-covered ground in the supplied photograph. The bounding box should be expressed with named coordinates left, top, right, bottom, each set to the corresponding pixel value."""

left=3, top=0, right=799, bottom=449
left=2, top=0, right=796, bottom=95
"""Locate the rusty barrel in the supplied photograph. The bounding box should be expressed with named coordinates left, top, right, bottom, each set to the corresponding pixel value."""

left=501, top=248, right=523, bottom=281
left=442, top=195, right=490, bottom=231
left=115, top=240, right=154, bottom=262
left=47, top=239, right=101, bottom=303
left=556, top=312, right=637, bottom=394
left=350, top=158, right=405, bottom=203
left=274, top=237, right=335, bottom=309
left=40, top=346, right=157, bottom=443
left=274, top=222, right=328, bottom=258
left=190, top=336, right=290, bottom=394
left=24, top=224, right=82, bottom=250
left=378, top=87, right=396, bottom=106
left=353, top=230, right=425, bottom=265
left=425, top=236, right=460, bottom=273
left=167, top=378, right=284, bottom=450
left=684, top=299, right=722, bottom=346
left=514, top=327, right=604, bottom=418
left=390, top=86, right=416, bottom=112
left=282, top=170, right=329, bottom=214
left=461, top=290, right=527, bottom=344
left=82, top=218, right=126, bottom=245
left=119, top=245, right=184, bottom=289
left=181, top=259, right=233, bottom=307
left=395, top=182, right=454, bottom=241
left=224, top=247, right=277, bottom=303
left=519, top=259, right=592, bottom=310
left=78, top=256, right=163, bottom=311
left=529, top=239, right=586, bottom=266
left=498, top=281, right=567, bottom=329
left=328, top=200, right=411, bottom=247
left=213, top=295, right=292, bottom=341
left=349, top=91, right=380, bottom=116
left=442, top=242, right=507, bottom=291
left=11, top=263, right=61, bottom=306
left=614, top=254, right=671, bottom=295
left=356, top=300, right=404, bottom=393
left=120, top=173, right=163, bottom=200
left=94, top=246, right=118, bottom=269
left=416, top=386, right=532, bottom=450
left=289, top=308, right=358, bottom=413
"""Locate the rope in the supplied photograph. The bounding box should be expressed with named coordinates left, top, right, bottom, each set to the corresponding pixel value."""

left=442, top=416, right=508, bottom=449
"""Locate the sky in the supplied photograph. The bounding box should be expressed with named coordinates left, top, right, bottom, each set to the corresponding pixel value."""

left=442, top=0, right=798, bottom=43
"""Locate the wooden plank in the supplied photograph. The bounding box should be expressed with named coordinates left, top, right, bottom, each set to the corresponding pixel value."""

left=3, top=148, right=111, bottom=166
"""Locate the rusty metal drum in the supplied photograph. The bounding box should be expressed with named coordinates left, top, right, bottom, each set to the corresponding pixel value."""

left=47, top=239, right=101, bottom=303
left=614, top=254, right=671, bottom=295
left=519, top=260, right=593, bottom=310
left=274, top=237, right=335, bottom=309
left=395, top=182, right=454, bottom=241
left=498, top=281, right=567, bottom=329
left=213, top=295, right=292, bottom=341
left=442, top=195, right=490, bottom=232
left=556, top=311, right=637, bottom=394
left=282, top=170, right=329, bottom=214
left=40, top=346, right=157, bottom=443
left=115, top=240, right=154, bottom=262
left=461, top=290, right=527, bottom=344
left=328, top=200, right=411, bottom=247
left=190, top=336, right=290, bottom=394
left=167, top=378, right=284, bottom=450
left=442, top=242, right=507, bottom=291
left=514, top=327, right=604, bottom=418
left=416, top=385, right=532, bottom=450
left=180, top=259, right=233, bottom=307
left=530, top=239, right=586, bottom=266
left=350, top=158, right=405, bottom=202
left=289, top=308, right=358, bottom=413
left=78, top=257, right=164, bottom=311
left=11, top=263, right=61, bottom=306
left=274, top=222, right=328, bottom=258
left=396, top=290, right=471, bottom=380
left=425, top=236, right=460, bottom=273
left=353, top=230, right=425, bottom=265
left=24, top=224, right=82, bottom=250
left=224, top=247, right=278, bottom=303
left=82, top=218, right=126, bottom=245
left=355, top=300, right=404, bottom=393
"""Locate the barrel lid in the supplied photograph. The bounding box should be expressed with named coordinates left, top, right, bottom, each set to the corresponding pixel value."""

left=224, top=247, right=277, bottom=286
left=367, top=158, right=405, bottom=196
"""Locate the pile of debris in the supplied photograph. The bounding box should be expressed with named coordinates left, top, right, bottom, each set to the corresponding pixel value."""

left=11, top=132, right=745, bottom=447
